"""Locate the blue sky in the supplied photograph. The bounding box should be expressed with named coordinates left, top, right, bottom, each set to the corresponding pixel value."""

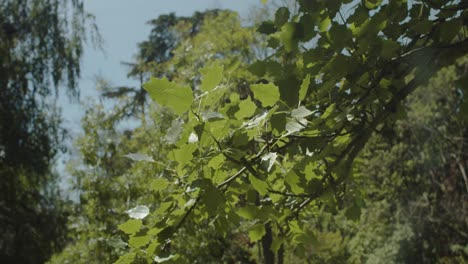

left=61, top=0, right=260, bottom=131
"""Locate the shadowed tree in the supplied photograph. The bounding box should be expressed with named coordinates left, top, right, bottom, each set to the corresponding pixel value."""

left=0, top=0, right=94, bottom=263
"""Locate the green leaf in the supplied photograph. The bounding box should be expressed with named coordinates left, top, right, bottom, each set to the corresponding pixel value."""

left=248, top=61, right=266, bottom=76
left=271, top=112, right=287, bottom=135
left=118, top=219, right=142, bottom=235
left=321, top=103, right=336, bottom=120
left=275, top=7, right=290, bottom=28
left=235, top=98, right=257, bottom=119
left=107, top=236, right=127, bottom=249
left=151, top=178, right=170, bottom=192
left=236, top=205, right=258, bottom=220
left=345, top=204, right=362, bottom=221
left=319, top=17, right=331, bottom=33
left=199, top=61, right=224, bottom=92
left=249, top=175, right=269, bottom=196
left=381, top=39, right=400, bottom=59
left=285, top=170, right=305, bottom=194
left=129, top=234, right=151, bottom=248
left=248, top=224, right=266, bottom=242
left=364, top=0, right=383, bottom=9
left=271, top=238, right=284, bottom=253
left=202, top=184, right=224, bottom=215
left=250, top=83, right=280, bottom=107
left=171, top=144, right=197, bottom=165
left=114, top=252, right=136, bottom=264
left=143, top=77, right=193, bottom=115
left=438, top=18, right=462, bottom=44
left=207, top=154, right=226, bottom=170
left=299, top=74, right=310, bottom=102
left=277, top=22, right=297, bottom=52
left=411, top=20, right=432, bottom=34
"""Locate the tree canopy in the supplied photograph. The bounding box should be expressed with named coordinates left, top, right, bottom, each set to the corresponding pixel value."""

left=49, top=1, right=468, bottom=263
left=0, top=0, right=90, bottom=262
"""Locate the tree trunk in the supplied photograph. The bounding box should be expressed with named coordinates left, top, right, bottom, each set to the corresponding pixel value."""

left=261, top=223, right=274, bottom=264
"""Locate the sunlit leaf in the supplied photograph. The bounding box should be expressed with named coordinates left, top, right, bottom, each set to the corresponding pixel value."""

left=236, top=205, right=258, bottom=220
left=248, top=224, right=266, bottom=242
left=299, top=74, right=310, bottom=102
left=202, top=111, right=224, bottom=121
left=151, top=178, right=170, bottom=192
left=364, top=0, right=383, bottom=9
left=243, top=112, right=268, bottom=129
left=250, top=83, right=280, bottom=107
left=207, top=154, right=225, bottom=170
left=286, top=118, right=307, bottom=134
left=124, top=153, right=155, bottom=163
left=277, top=22, right=296, bottom=52
left=114, top=252, right=136, bottom=264
left=118, top=219, right=142, bottom=234
left=188, top=132, right=199, bottom=143
left=126, top=205, right=150, bottom=219
left=291, top=106, right=313, bottom=119
left=261, top=152, right=277, bottom=172
left=129, top=234, right=151, bottom=248
left=199, top=61, right=224, bottom=92
left=235, top=98, right=257, bottom=119
left=249, top=175, right=269, bottom=195
left=155, top=254, right=176, bottom=263
left=319, top=17, right=331, bottom=32
left=285, top=170, right=305, bottom=194
left=143, top=77, right=193, bottom=115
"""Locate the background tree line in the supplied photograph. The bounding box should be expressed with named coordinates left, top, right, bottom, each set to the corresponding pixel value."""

left=1, top=0, right=467, bottom=263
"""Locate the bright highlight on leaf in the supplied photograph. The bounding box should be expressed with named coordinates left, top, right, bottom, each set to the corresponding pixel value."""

left=165, top=118, right=185, bottom=144
left=188, top=132, right=199, bottom=143
left=143, top=77, right=193, bottom=115
left=155, top=254, right=175, bottom=263
left=124, top=153, right=155, bottom=163
left=243, top=112, right=268, bottom=129
left=126, top=205, right=150, bottom=219
left=291, top=106, right=313, bottom=119
left=261, top=152, right=277, bottom=172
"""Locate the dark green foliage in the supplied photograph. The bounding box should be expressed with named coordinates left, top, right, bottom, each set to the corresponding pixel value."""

left=0, top=0, right=89, bottom=262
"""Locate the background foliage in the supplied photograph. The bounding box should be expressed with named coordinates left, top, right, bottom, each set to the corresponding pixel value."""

left=0, top=0, right=93, bottom=262
left=42, top=0, right=468, bottom=263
